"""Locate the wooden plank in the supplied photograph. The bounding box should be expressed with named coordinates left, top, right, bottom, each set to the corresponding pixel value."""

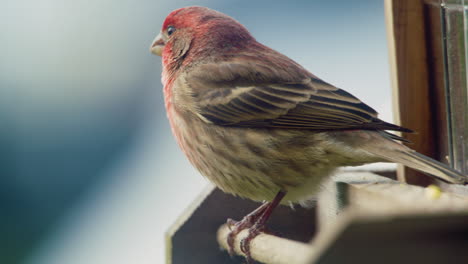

left=166, top=185, right=316, bottom=264
left=318, top=171, right=468, bottom=228
left=167, top=171, right=468, bottom=263
left=317, top=171, right=397, bottom=230
left=385, top=0, right=435, bottom=186
left=307, top=211, right=468, bottom=264
left=347, top=182, right=468, bottom=213
left=307, top=171, right=468, bottom=264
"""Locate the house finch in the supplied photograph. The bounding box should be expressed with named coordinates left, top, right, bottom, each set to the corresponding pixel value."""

left=150, top=6, right=466, bottom=262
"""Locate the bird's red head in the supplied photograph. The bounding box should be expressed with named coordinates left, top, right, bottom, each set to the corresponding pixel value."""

left=150, top=6, right=255, bottom=66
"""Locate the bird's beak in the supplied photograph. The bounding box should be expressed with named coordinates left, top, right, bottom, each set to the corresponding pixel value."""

left=150, top=32, right=165, bottom=56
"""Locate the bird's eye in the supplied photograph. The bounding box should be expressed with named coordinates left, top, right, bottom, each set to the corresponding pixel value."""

left=167, top=26, right=176, bottom=36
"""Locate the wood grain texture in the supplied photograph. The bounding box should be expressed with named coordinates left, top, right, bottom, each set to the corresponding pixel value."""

left=385, top=0, right=437, bottom=186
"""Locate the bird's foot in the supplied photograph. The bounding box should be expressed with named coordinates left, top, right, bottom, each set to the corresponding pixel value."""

left=226, top=217, right=267, bottom=264
left=239, top=222, right=266, bottom=264
left=226, top=202, right=270, bottom=257
left=225, top=191, right=287, bottom=264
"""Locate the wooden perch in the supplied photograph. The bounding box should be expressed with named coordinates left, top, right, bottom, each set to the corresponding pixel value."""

left=385, top=0, right=437, bottom=186
left=166, top=185, right=315, bottom=264
left=217, top=224, right=311, bottom=264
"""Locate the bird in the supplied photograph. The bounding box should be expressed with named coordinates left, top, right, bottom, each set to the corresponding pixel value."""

left=150, top=6, right=467, bottom=263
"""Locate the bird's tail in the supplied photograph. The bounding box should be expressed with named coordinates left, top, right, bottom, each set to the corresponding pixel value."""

left=360, top=132, right=466, bottom=184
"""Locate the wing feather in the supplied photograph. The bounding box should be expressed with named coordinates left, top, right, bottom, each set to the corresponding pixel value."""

left=185, top=54, right=411, bottom=133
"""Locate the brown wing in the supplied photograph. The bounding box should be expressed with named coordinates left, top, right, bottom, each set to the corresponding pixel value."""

left=186, top=48, right=411, bottom=133
left=194, top=78, right=408, bottom=132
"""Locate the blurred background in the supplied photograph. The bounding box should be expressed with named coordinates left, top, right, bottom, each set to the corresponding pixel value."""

left=0, top=0, right=393, bottom=263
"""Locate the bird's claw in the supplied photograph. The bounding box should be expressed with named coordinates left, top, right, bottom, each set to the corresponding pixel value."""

left=226, top=218, right=237, bottom=230
left=239, top=224, right=264, bottom=264
left=226, top=217, right=255, bottom=257
left=224, top=192, right=286, bottom=263
left=226, top=218, right=269, bottom=264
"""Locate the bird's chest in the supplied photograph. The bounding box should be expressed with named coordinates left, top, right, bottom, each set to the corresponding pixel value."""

left=168, top=107, right=278, bottom=198
left=166, top=107, right=333, bottom=202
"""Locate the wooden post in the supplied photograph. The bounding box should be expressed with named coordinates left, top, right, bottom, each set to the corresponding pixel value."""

left=385, top=0, right=438, bottom=186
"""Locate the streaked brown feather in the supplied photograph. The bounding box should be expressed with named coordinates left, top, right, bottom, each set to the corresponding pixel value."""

left=185, top=43, right=412, bottom=134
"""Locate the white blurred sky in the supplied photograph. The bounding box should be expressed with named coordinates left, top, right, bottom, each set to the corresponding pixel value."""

left=0, top=1, right=396, bottom=263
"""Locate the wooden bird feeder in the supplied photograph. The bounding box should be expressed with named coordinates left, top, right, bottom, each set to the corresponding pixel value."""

left=165, top=0, right=468, bottom=263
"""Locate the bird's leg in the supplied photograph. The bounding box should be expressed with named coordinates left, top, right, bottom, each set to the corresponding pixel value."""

left=240, top=191, right=286, bottom=263
left=226, top=191, right=286, bottom=263
left=226, top=201, right=270, bottom=256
